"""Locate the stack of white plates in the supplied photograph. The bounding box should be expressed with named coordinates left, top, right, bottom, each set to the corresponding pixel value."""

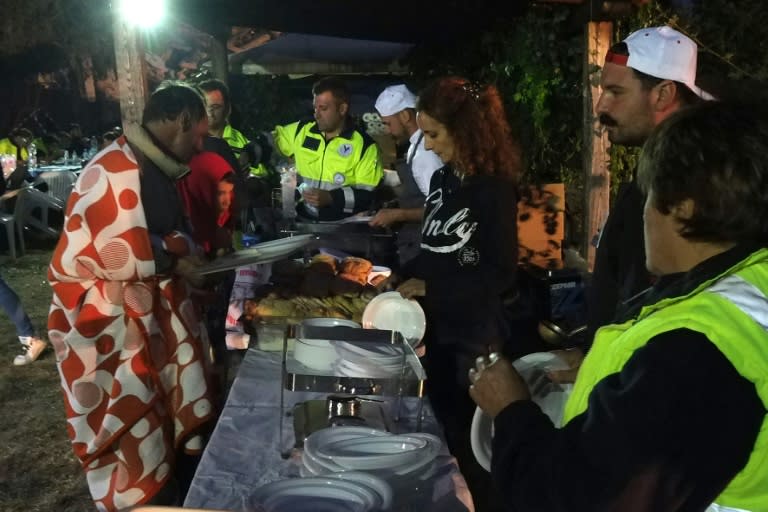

left=301, top=426, right=441, bottom=484
left=293, top=318, right=361, bottom=372
left=333, top=342, right=405, bottom=378
left=250, top=471, right=392, bottom=512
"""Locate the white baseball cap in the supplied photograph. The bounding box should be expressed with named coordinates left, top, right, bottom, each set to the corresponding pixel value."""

left=606, top=26, right=713, bottom=100
left=375, top=84, right=417, bottom=117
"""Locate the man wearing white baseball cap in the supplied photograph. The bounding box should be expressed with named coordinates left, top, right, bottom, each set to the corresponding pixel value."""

left=552, top=26, right=717, bottom=382
left=370, top=84, right=443, bottom=266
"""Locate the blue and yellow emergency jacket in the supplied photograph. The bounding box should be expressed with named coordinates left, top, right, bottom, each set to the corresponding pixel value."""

left=273, top=118, right=382, bottom=221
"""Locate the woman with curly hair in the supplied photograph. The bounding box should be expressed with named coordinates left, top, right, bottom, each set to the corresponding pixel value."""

left=397, top=76, right=522, bottom=511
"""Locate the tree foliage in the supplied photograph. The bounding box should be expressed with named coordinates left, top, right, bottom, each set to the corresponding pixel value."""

left=406, top=4, right=584, bottom=187
left=0, top=0, right=114, bottom=76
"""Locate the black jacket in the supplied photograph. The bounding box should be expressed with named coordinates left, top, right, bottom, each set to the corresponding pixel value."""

left=585, top=181, right=652, bottom=346
left=403, top=166, right=518, bottom=329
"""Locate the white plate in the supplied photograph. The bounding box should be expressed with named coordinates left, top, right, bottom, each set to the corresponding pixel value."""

left=293, top=339, right=338, bottom=371
left=367, top=266, right=392, bottom=284
left=251, top=477, right=380, bottom=512
left=197, top=234, right=316, bottom=275
left=303, top=432, right=441, bottom=481
left=334, top=358, right=403, bottom=378
left=471, top=351, right=573, bottom=472
left=301, top=318, right=361, bottom=329
left=335, top=342, right=405, bottom=367
left=304, top=427, right=391, bottom=474
left=316, top=434, right=428, bottom=471
left=325, top=472, right=393, bottom=511
left=361, top=292, right=426, bottom=347
left=336, top=215, right=374, bottom=224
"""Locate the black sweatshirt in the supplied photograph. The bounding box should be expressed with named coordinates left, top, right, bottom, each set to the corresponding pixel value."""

left=403, top=166, right=518, bottom=326
left=491, top=244, right=766, bottom=511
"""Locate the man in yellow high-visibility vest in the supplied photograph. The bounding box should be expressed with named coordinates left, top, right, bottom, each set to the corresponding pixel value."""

left=272, top=76, right=383, bottom=221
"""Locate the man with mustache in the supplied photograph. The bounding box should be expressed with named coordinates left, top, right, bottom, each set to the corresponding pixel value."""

left=553, top=26, right=713, bottom=381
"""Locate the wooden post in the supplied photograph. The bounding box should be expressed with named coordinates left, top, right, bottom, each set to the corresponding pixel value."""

left=210, top=35, right=230, bottom=82
left=112, top=7, right=149, bottom=132
left=583, top=21, right=613, bottom=271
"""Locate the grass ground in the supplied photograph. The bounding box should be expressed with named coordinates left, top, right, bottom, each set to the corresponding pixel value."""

left=0, top=242, right=94, bottom=511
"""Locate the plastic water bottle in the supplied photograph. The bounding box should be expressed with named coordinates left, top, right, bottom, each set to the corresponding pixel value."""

left=27, top=142, right=37, bottom=169
left=89, top=137, right=98, bottom=159
left=280, top=165, right=297, bottom=220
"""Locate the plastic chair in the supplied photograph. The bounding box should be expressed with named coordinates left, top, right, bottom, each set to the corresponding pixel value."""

left=15, top=187, right=65, bottom=239
left=0, top=213, right=20, bottom=259
left=33, top=170, right=77, bottom=204
left=0, top=187, right=30, bottom=259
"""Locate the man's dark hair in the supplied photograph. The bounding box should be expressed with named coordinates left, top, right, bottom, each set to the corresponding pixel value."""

left=198, top=78, right=231, bottom=110
left=142, top=81, right=206, bottom=125
left=638, top=101, right=768, bottom=245
left=9, top=127, right=33, bottom=140
left=312, top=76, right=350, bottom=106
left=609, top=42, right=701, bottom=107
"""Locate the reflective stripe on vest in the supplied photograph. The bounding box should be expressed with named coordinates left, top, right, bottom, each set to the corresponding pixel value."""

left=707, top=504, right=752, bottom=512
left=709, top=275, right=768, bottom=332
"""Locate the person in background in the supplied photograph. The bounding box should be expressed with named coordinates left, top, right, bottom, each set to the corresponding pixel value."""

left=0, top=273, right=47, bottom=366
left=99, top=126, right=122, bottom=150
left=0, top=127, right=32, bottom=162
left=552, top=26, right=712, bottom=383
left=272, top=76, right=383, bottom=221
left=397, top=76, right=521, bottom=512
left=65, top=122, right=87, bottom=158
left=470, top=100, right=768, bottom=512
left=198, top=78, right=267, bottom=235
left=47, top=82, right=215, bottom=510
left=197, top=78, right=269, bottom=181
left=179, top=150, right=238, bottom=403
left=179, top=151, right=236, bottom=258
left=369, top=84, right=443, bottom=267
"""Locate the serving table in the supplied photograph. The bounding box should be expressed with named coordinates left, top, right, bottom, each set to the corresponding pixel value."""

left=184, top=347, right=475, bottom=512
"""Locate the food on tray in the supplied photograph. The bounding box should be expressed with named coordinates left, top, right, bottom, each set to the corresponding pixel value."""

left=241, top=254, right=385, bottom=327
left=309, top=253, right=337, bottom=274
left=300, top=271, right=333, bottom=297
left=271, top=259, right=305, bottom=288
left=243, top=294, right=371, bottom=324
left=329, top=275, right=363, bottom=296
left=338, top=257, right=373, bottom=286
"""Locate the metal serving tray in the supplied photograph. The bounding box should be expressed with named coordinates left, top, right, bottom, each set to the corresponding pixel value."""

left=282, top=326, right=426, bottom=398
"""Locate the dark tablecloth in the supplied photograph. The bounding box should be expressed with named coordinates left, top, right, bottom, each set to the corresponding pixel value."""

left=184, top=348, right=475, bottom=511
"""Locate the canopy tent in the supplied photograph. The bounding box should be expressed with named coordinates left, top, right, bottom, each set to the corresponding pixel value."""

left=171, top=0, right=530, bottom=43
left=229, top=32, right=415, bottom=76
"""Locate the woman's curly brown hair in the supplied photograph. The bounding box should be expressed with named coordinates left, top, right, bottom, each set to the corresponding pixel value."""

left=417, top=76, right=522, bottom=182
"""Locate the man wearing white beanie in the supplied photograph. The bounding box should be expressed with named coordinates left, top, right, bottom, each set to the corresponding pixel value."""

left=370, top=84, right=443, bottom=266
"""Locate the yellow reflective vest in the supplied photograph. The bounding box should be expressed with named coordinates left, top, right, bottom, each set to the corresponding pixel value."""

left=222, top=125, right=269, bottom=178
left=0, top=138, right=28, bottom=161
left=273, top=119, right=382, bottom=218
left=564, top=248, right=768, bottom=512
